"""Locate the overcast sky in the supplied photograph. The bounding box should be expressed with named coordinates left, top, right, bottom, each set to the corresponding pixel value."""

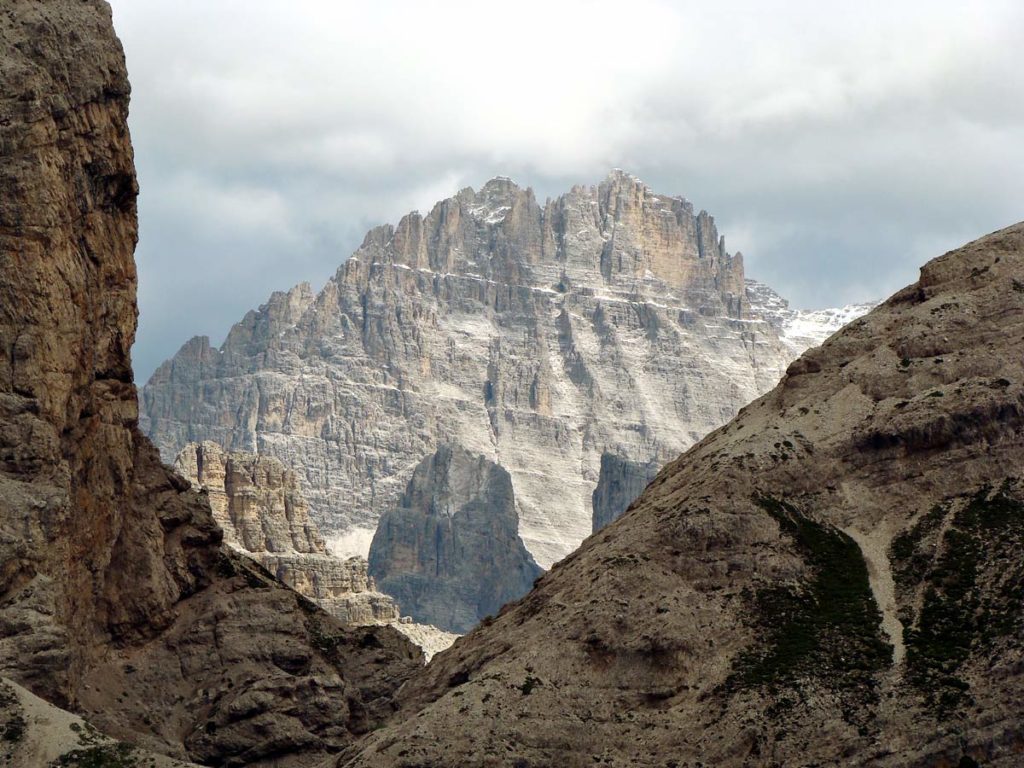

left=107, top=0, right=1024, bottom=383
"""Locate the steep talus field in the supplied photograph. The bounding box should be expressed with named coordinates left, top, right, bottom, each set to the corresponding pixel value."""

left=342, top=224, right=1024, bottom=767
left=0, top=3, right=421, bottom=766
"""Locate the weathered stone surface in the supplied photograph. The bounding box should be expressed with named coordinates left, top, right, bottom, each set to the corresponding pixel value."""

left=141, top=172, right=863, bottom=569
left=0, top=4, right=421, bottom=766
left=174, top=441, right=401, bottom=624
left=389, top=619, right=460, bottom=663
left=591, top=451, right=663, bottom=532
left=174, top=440, right=325, bottom=554
left=0, top=677, right=199, bottom=767
left=369, top=445, right=543, bottom=633
left=343, top=224, right=1024, bottom=766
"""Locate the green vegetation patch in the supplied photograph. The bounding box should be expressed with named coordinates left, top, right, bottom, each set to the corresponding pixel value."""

left=49, top=743, right=139, bottom=768
left=891, top=503, right=947, bottom=598
left=1, top=714, right=25, bottom=743
left=898, top=484, right=1024, bottom=713
left=727, top=497, right=891, bottom=692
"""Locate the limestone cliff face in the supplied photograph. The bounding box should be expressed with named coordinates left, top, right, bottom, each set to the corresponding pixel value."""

left=141, top=172, right=833, bottom=568
left=174, top=441, right=401, bottom=624
left=368, top=445, right=542, bottom=633
left=174, top=441, right=326, bottom=554
left=591, top=452, right=662, bottom=532
left=345, top=224, right=1024, bottom=767
left=0, top=4, right=420, bottom=766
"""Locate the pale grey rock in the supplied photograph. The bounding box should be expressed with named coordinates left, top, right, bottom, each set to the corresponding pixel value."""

left=173, top=442, right=459, bottom=652
left=591, top=452, right=662, bottom=532
left=368, top=445, right=542, bottom=633
left=390, top=620, right=459, bottom=663
left=142, top=171, right=862, bottom=568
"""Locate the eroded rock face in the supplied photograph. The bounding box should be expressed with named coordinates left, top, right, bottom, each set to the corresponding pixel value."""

left=368, top=445, right=543, bottom=633
left=141, top=172, right=850, bottom=568
left=591, top=452, right=663, bottom=532
left=0, top=4, right=420, bottom=765
left=174, top=441, right=401, bottom=624
left=174, top=440, right=326, bottom=554
left=344, top=224, right=1024, bottom=767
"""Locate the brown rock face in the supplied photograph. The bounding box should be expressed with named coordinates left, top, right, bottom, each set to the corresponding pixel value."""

left=175, top=440, right=326, bottom=554
left=344, top=224, right=1024, bottom=766
left=175, top=440, right=401, bottom=624
left=0, top=3, right=420, bottom=765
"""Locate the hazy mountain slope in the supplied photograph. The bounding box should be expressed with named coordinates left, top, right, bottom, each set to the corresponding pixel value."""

left=0, top=3, right=421, bottom=766
left=342, top=223, right=1024, bottom=767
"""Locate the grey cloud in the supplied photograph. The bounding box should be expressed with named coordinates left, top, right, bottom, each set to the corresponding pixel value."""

left=108, top=0, right=1024, bottom=381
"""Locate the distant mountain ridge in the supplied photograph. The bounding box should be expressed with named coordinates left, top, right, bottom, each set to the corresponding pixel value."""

left=141, top=171, right=871, bottom=568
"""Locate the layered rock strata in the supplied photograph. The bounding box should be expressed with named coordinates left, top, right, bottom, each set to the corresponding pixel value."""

left=0, top=4, right=421, bottom=766
left=369, top=445, right=543, bottom=633
left=344, top=224, right=1024, bottom=766
left=141, top=172, right=846, bottom=568
left=174, top=441, right=400, bottom=624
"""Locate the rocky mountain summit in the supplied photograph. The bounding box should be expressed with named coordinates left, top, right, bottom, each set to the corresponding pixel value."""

left=343, top=223, right=1024, bottom=766
left=368, top=445, right=543, bottom=633
left=0, top=3, right=423, bottom=765
left=141, top=172, right=867, bottom=570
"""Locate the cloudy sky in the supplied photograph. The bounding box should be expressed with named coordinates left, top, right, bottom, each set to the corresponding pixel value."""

left=107, top=0, right=1024, bottom=382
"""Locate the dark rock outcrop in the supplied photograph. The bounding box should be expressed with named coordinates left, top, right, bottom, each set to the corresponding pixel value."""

left=368, top=445, right=543, bottom=633
left=344, top=224, right=1024, bottom=767
left=0, top=3, right=421, bottom=766
left=591, top=452, right=662, bottom=532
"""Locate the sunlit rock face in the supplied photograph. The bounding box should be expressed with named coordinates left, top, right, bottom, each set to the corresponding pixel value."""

left=174, top=441, right=401, bottom=624
left=142, top=171, right=863, bottom=568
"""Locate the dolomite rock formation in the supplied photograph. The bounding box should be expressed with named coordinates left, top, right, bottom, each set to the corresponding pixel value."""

left=174, top=441, right=400, bottom=624
left=174, top=440, right=326, bottom=554
left=591, top=451, right=663, bottom=532
left=368, top=445, right=543, bottom=633
left=343, top=224, right=1024, bottom=766
left=141, top=172, right=861, bottom=569
left=0, top=4, right=421, bottom=766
